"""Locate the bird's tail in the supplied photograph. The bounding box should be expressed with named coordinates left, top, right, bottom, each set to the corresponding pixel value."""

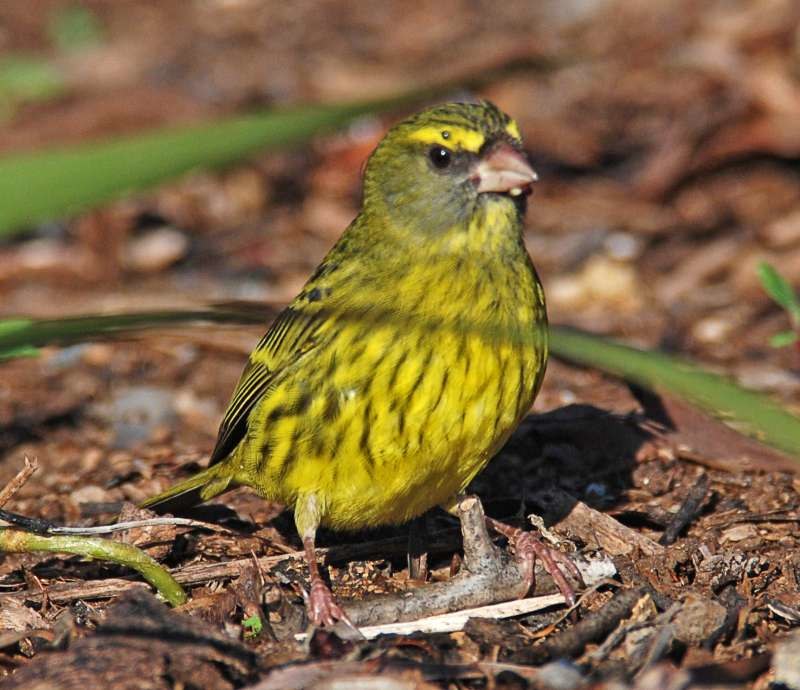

left=140, top=463, right=233, bottom=515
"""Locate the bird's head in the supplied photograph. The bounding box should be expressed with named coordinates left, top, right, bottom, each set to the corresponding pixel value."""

left=362, top=101, right=537, bottom=236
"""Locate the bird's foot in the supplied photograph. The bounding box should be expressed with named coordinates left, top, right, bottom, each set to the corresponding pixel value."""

left=509, top=528, right=583, bottom=607
left=306, top=579, right=354, bottom=628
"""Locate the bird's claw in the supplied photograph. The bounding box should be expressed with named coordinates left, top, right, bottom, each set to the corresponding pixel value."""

left=307, top=579, right=355, bottom=629
left=511, top=529, right=583, bottom=608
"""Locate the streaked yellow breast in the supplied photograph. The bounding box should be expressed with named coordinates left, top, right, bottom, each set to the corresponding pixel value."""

left=232, top=200, right=547, bottom=530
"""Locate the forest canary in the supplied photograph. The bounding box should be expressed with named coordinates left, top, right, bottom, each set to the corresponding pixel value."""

left=143, top=101, right=578, bottom=625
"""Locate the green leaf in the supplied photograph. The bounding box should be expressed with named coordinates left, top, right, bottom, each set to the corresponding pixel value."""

left=0, top=56, right=64, bottom=105
left=0, top=318, right=34, bottom=336
left=242, top=614, right=263, bottom=638
left=48, top=5, right=104, bottom=52
left=549, top=326, right=800, bottom=461
left=758, top=261, right=800, bottom=319
left=0, top=346, right=39, bottom=361
left=0, top=309, right=264, bottom=361
left=0, top=55, right=559, bottom=238
left=0, top=319, right=37, bottom=360
left=0, top=98, right=409, bottom=237
left=769, top=330, right=799, bottom=348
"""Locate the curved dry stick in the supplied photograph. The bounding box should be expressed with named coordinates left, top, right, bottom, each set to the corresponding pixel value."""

left=0, top=457, right=38, bottom=509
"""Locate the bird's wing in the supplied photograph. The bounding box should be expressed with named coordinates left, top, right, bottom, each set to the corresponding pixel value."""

left=207, top=305, right=323, bottom=466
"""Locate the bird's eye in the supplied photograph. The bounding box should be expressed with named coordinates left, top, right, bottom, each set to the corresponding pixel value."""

left=428, top=146, right=452, bottom=169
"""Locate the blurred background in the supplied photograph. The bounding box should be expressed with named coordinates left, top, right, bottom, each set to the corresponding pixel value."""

left=1, top=0, right=799, bottom=510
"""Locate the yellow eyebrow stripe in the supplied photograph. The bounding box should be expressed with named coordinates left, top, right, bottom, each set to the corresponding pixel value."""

left=505, top=119, right=521, bottom=141
left=408, top=126, right=485, bottom=153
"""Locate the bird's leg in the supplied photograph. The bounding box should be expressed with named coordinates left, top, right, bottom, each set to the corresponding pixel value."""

left=485, top=515, right=583, bottom=607
left=295, top=494, right=353, bottom=628
left=302, top=534, right=352, bottom=627
left=407, top=514, right=429, bottom=581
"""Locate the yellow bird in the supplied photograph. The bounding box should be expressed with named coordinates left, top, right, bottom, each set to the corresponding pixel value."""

left=142, top=101, right=578, bottom=625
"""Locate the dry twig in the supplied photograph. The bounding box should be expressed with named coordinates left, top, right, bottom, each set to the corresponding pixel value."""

left=537, top=487, right=665, bottom=557
left=0, top=457, right=38, bottom=509
left=529, top=587, right=648, bottom=664
left=0, top=511, right=231, bottom=536
left=659, top=473, right=710, bottom=545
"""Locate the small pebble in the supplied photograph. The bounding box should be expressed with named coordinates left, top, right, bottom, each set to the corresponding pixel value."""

left=604, top=231, right=641, bottom=260
left=98, top=386, right=178, bottom=449
left=123, top=226, right=189, bottom=273
left=16, top=238, right=68, bottom=270
left=70, top=485, right=109, bottom=504
left=535, top=660, right=585, bottom=690
left=548, top=255, right=643, bottom=312
left=763, top=209, right=800, bottom=248
left=735, top=363, right=799, bottom=393
left=692, top=315, right=733, bottom=344
left=720, top=523, right=758, bottom=544
left=46, top=344, right=90, bottom=370
left=558, top=389, right=577, bottom=404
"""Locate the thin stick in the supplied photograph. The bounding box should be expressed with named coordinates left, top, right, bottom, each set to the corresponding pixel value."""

left=0, top=511, right=231, bottom=536
left=535, top=587, right=648, bottom=663
left=51, top=517, right=231, bottom=535
left=0, top=457, right=38, bottom=508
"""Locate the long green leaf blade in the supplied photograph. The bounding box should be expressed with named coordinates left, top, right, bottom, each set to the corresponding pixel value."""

left=5, top=309, right=797, bottom=460
left=0, top=56, right=558, bottom=238
left=0, top=309, right=264, bottom=357
left=549, top=326, right=800, bottom=459
left=0, top=98, right=406, bottom=236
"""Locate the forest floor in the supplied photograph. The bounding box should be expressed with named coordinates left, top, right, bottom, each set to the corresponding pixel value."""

left=2, top=1, right=800, bottom=688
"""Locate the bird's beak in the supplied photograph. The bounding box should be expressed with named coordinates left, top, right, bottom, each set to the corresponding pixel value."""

left=473, top=142, right=538, bottom=196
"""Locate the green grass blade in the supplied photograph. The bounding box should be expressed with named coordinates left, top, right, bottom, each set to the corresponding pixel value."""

left=0, top=319, right=39, bottom=359
left=0, top=346, right=39, bottom=361
left=0, top=318, right=34, bottom=337
left=0, top=55, right=560, bottom=238
left=549, top=326, right=800, bottom=460
left=4, top=308, right=798, bottom=460
left=0, top=98, right=409, bottom=237
left=0, top=309, right=264, bottom=358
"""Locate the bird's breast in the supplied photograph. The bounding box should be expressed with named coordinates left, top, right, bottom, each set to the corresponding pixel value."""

left=241, top=249, right=547, bottom=530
